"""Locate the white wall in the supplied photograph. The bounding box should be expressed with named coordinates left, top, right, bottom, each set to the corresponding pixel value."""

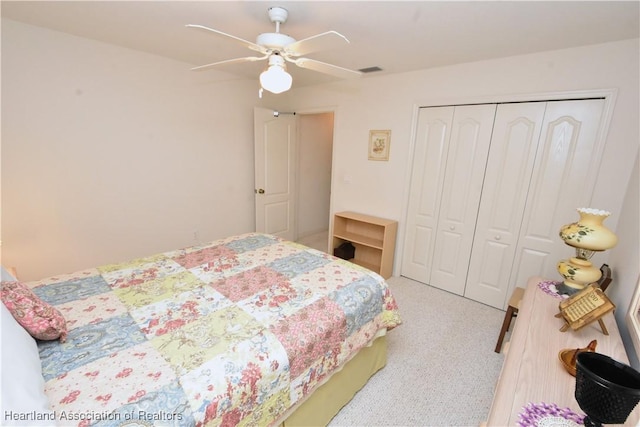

left=0, top=19, right=279, bottom=280
left=609, top=154, right=640, bottom=370
left=288, top=39, right=639, bottom=231
left=287, top=38, right=640, bottom=365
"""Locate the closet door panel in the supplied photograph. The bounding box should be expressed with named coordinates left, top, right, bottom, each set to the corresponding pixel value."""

left=464, top=102, right=546, bottom=308
left=401, top=106, right=454, bottom=281
left=430, top=104, right=496, bottom=295
left=510, top=99, right=606, bottom=296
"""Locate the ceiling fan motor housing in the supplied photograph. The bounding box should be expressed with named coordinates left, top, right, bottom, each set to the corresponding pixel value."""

left=260, top=7, right=294, bottom=49
left=267, top=7, right=288, bottom=24
left=256, top=32, right=295, bottom=50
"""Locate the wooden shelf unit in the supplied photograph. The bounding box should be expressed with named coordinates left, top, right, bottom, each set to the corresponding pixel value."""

left=332, top=211, right=397, bottom=279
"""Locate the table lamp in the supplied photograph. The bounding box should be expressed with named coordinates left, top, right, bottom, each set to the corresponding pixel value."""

left=556, top=208, right=618, bottom=295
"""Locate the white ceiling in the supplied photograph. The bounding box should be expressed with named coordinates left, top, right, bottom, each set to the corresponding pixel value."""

left=2, top=1, right=639, bottom=88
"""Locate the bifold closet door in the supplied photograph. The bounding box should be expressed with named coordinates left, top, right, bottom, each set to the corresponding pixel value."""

left=402, top=104, right=496, bottom=295
left=404, top=98, right=607, bottom=308
left=429, top=104, right=496, bottom=295
left=507, top=99, right=606, bottom=301
left=463, top=102, right=546, bottom=308
left=402, top=106, right=454, bottom=282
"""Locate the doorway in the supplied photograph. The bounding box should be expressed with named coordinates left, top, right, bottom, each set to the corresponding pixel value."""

left=254, top=107, right=334, bottom=251
left=295, top=112, right=334, bottom=252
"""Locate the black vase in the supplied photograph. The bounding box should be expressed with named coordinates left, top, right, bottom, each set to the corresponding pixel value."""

left=575, top=352, right=640, bottom=427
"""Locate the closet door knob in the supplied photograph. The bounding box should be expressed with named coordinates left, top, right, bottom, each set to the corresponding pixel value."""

left=449, top=225, right=455, bottom=231
left=495, top=235, right=501, bottom=240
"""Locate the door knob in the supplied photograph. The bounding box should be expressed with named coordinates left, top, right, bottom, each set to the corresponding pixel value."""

left=255, top=188, right=265, bottom=194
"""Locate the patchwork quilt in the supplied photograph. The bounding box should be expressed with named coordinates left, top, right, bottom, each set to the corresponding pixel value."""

left=31, top=233, right=401, bottom=426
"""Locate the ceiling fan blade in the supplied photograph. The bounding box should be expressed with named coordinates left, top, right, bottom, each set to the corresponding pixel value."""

left=285, top=31, right=350, bottom=56
left=293, top=58, right=363, bottom=79
left=191, top=55, right=268, bottom=72
left=186, top=24, right=268, bottom=54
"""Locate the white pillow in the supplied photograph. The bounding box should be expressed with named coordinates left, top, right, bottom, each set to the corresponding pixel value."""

left=0, top=302, right=56, bottom=426
left=1, top=266, right=17, bottom=282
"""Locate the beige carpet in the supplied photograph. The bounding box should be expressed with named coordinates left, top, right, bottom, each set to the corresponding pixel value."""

left=328, top=276, right=505, bottom=427
left=296, top=231, right=330, bottom=253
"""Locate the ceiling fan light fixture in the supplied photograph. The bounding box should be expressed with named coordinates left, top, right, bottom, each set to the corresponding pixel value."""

left=260, top=55, right=292, bottom=94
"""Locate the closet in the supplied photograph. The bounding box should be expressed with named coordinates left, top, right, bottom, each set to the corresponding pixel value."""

left=402, top=99, right=606, bottom=309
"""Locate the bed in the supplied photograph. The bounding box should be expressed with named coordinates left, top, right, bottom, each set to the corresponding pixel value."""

left=1, top=233, right=401, bottom=426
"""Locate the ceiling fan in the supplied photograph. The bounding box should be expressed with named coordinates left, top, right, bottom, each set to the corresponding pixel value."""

left=187, top=6, right=362, bottom=95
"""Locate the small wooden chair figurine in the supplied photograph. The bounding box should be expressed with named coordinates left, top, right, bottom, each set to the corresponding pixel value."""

left=493, top=264, right=612, bottom=353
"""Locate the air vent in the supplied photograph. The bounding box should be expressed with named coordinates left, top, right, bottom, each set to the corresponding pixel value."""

left=358, top=66, right=383, bottom=73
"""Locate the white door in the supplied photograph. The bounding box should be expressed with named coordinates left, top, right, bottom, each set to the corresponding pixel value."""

left=464, top=102, right=546, bottom=308
left=402, top=106, right=455, bottom=281
left=429, top=104, right=496, bottom=295
left=507, top=99, right=606, bottom=305
left=254, top=107, right=297, bottom=240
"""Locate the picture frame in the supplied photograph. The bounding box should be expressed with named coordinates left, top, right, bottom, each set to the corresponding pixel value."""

left=368, top=130, right=391, bottom=161
left=555, top=284, right=615, bottom=335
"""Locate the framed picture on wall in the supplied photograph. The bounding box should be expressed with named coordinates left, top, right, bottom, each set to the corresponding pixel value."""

left=368, top=130, right=391, bottom=161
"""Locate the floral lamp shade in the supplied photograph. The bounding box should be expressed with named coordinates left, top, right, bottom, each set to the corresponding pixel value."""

left=556, top=208, right=618, bottom=293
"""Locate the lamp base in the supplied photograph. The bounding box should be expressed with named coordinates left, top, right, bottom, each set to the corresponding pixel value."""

left=557, top=257, right=602, bottom=295
left=555, top=282, right=584, bottom=296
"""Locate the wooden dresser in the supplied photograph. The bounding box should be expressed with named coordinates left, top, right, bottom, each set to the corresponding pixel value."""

left=487, top=276, right=640, bottom=426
